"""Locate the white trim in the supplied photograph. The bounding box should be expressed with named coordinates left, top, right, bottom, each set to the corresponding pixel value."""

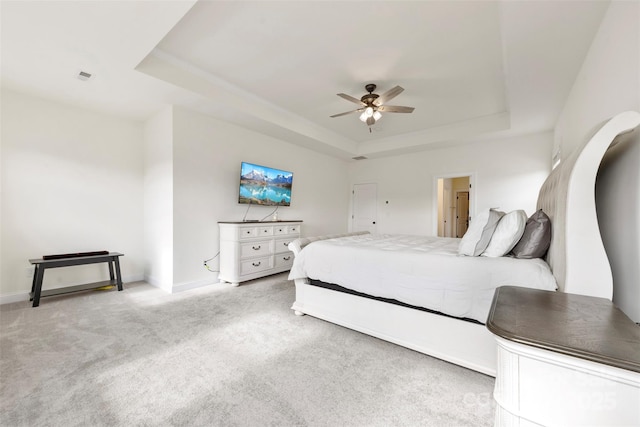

left=171, top=278, right=219, bottom=293
left=145, top=273, right=172, bottom=293
left=0, top=292, right=30, bottom=305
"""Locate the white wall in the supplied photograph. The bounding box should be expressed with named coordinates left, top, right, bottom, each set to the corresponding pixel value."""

left=0, top=91, right=350, bottom=301
left=169, top=106, right=351, bottom=289
left=143, top=106, right=174, bottom=291
left=554, top=1, right=639, bottom=158
left=555, top=1, right=640, bottom=320
left=0, top=90, right=145, bottom=302
left=349, top=132, right=553, bottom=236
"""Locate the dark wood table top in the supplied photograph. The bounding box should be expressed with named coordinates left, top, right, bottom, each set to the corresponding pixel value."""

left=487, top=286, right=640, bottom=373
left=29, top=252, right=123, bottom=265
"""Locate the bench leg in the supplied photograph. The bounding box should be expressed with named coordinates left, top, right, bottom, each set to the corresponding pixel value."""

left=32, top=266, right=45, bottom=307
left=108, top=261, right=115, bottom=282
left=30, top=265, right=38, bottom=299
left=114, top=257, right=123, bottom=291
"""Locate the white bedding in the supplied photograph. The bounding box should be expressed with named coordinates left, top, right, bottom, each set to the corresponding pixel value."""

left=288, top=234, right=557, bottom=323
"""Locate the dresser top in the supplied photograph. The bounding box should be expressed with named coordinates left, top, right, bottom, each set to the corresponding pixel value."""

left=218, top=220, right=303, bottom=224
left=487, top=286, right=640, bottom=373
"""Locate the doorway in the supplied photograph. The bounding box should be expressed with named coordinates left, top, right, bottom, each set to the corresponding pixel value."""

left=436, top=175, right=472, bottom=237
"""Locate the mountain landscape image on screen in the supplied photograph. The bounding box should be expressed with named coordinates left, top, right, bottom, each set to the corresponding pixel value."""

left=239, top=162, right=293, bottom=206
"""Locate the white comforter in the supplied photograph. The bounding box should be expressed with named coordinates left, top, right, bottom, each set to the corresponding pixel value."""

left=288, top=234, right=557, bottom=323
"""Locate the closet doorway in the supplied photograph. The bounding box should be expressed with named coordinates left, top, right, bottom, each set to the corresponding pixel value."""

left=435, top=175, right=473, bottom=237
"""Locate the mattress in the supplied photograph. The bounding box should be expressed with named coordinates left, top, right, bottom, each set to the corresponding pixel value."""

left=288, top=234, right=558, bottom=323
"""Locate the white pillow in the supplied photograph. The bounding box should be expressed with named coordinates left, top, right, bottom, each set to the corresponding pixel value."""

left=458, top=209, right=505, bottom=256
left=481, top=210, right=527, bottom=257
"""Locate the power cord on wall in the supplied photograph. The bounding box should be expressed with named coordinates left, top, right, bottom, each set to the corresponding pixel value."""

left=260, top=205, right=279, bottom=222
left=243, top=203, right=280, bottom=222
left=203, top=251, right=220, bottom=273
left=241, top=202, right=252, bottom=222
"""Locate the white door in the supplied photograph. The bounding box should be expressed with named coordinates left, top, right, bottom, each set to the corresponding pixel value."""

left=352, top=183, right=377, bottom=233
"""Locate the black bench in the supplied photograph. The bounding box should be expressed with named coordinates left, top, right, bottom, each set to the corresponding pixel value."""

left=29, top=252, right=124, bottom=307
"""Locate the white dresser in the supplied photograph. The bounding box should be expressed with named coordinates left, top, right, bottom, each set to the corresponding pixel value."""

left=218, top=221, right=302, bottom=285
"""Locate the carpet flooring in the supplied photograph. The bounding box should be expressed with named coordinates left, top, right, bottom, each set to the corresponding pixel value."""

left=0, top=273, right=495, bottom=426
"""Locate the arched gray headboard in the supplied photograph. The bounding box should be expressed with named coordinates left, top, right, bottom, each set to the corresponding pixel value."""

left=537, top=111, right=640, bottom=299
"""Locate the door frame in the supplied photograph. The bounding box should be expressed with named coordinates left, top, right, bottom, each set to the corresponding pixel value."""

left=433, top=172, right=475, bottom=236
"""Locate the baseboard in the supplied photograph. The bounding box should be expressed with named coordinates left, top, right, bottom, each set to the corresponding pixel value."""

left=171, top=277, right=219, bottom=293
left=0, top=292, right=30, bottom=305
left=0, top=274, right=144, bottom=306
left=144, top=274, right=172, bottom=293
left=145, top=274, right=219, bottom=294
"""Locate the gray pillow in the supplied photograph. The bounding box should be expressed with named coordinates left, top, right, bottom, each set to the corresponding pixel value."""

left=510, top=209, right=551, bottom=259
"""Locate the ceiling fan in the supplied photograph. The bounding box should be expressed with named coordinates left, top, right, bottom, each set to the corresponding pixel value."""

left=330, top=83, right=415, bottom=132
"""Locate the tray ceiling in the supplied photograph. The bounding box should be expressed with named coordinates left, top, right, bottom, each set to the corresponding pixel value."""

left=2, top=0, right=610, bottom=159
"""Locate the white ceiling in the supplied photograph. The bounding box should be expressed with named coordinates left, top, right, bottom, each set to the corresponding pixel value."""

left=1, top=0, right=610, bottom=159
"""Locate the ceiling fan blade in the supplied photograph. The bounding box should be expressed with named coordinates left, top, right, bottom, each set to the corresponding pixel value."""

left=374, top=86, right=404, bottom=106
left=378, top=105, right=415, bottom=113
left=337, top=93, right=366, bottom=106
left=330, top=108, right=363, bottom=118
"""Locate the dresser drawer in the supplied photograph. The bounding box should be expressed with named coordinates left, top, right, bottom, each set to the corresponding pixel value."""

left=240, top=240, right=272, bottom=258
left=236, top=226, right=274, bottom=240
left=274, top=225, right=290, bottom=235
left=275, top=224, right=301, bottom=236
left=237, top=227, right=258, bottom=239
left=240, top=256, right=273, bottom=276
left=275, top=253, right=294, bottom=269
left=288, top=224, right=300, bottom=235
left=275, top=238, right=294, bottom=254
left=258, top=226, right=274, bottom=237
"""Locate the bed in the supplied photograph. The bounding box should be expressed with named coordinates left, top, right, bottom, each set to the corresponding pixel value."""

left=287, top=111, right=640, bottom=377
left=289, top=233, right=557, bottom=323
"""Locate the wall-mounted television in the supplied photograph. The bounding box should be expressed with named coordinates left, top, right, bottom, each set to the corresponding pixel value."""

left=238, top=162, right=293, bottom=206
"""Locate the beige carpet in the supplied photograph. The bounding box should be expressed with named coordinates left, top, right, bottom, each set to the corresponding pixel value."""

left=0, top=273, right=494, bottom=426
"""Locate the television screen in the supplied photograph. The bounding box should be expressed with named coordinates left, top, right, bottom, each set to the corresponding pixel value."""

left=238, top=162, right=293, bottom=206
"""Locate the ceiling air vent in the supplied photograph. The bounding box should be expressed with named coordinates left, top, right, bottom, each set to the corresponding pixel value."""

left=352, top=156, right=368, bottom=160
left=77, top=71, right=92, bottom=81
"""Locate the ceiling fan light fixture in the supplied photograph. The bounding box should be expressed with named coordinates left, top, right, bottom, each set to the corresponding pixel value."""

left=359, top=112, right=367, bottom=122
left=373, top=111, right=382, bottom=121
left=364, top=106, right=374, bottom=117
